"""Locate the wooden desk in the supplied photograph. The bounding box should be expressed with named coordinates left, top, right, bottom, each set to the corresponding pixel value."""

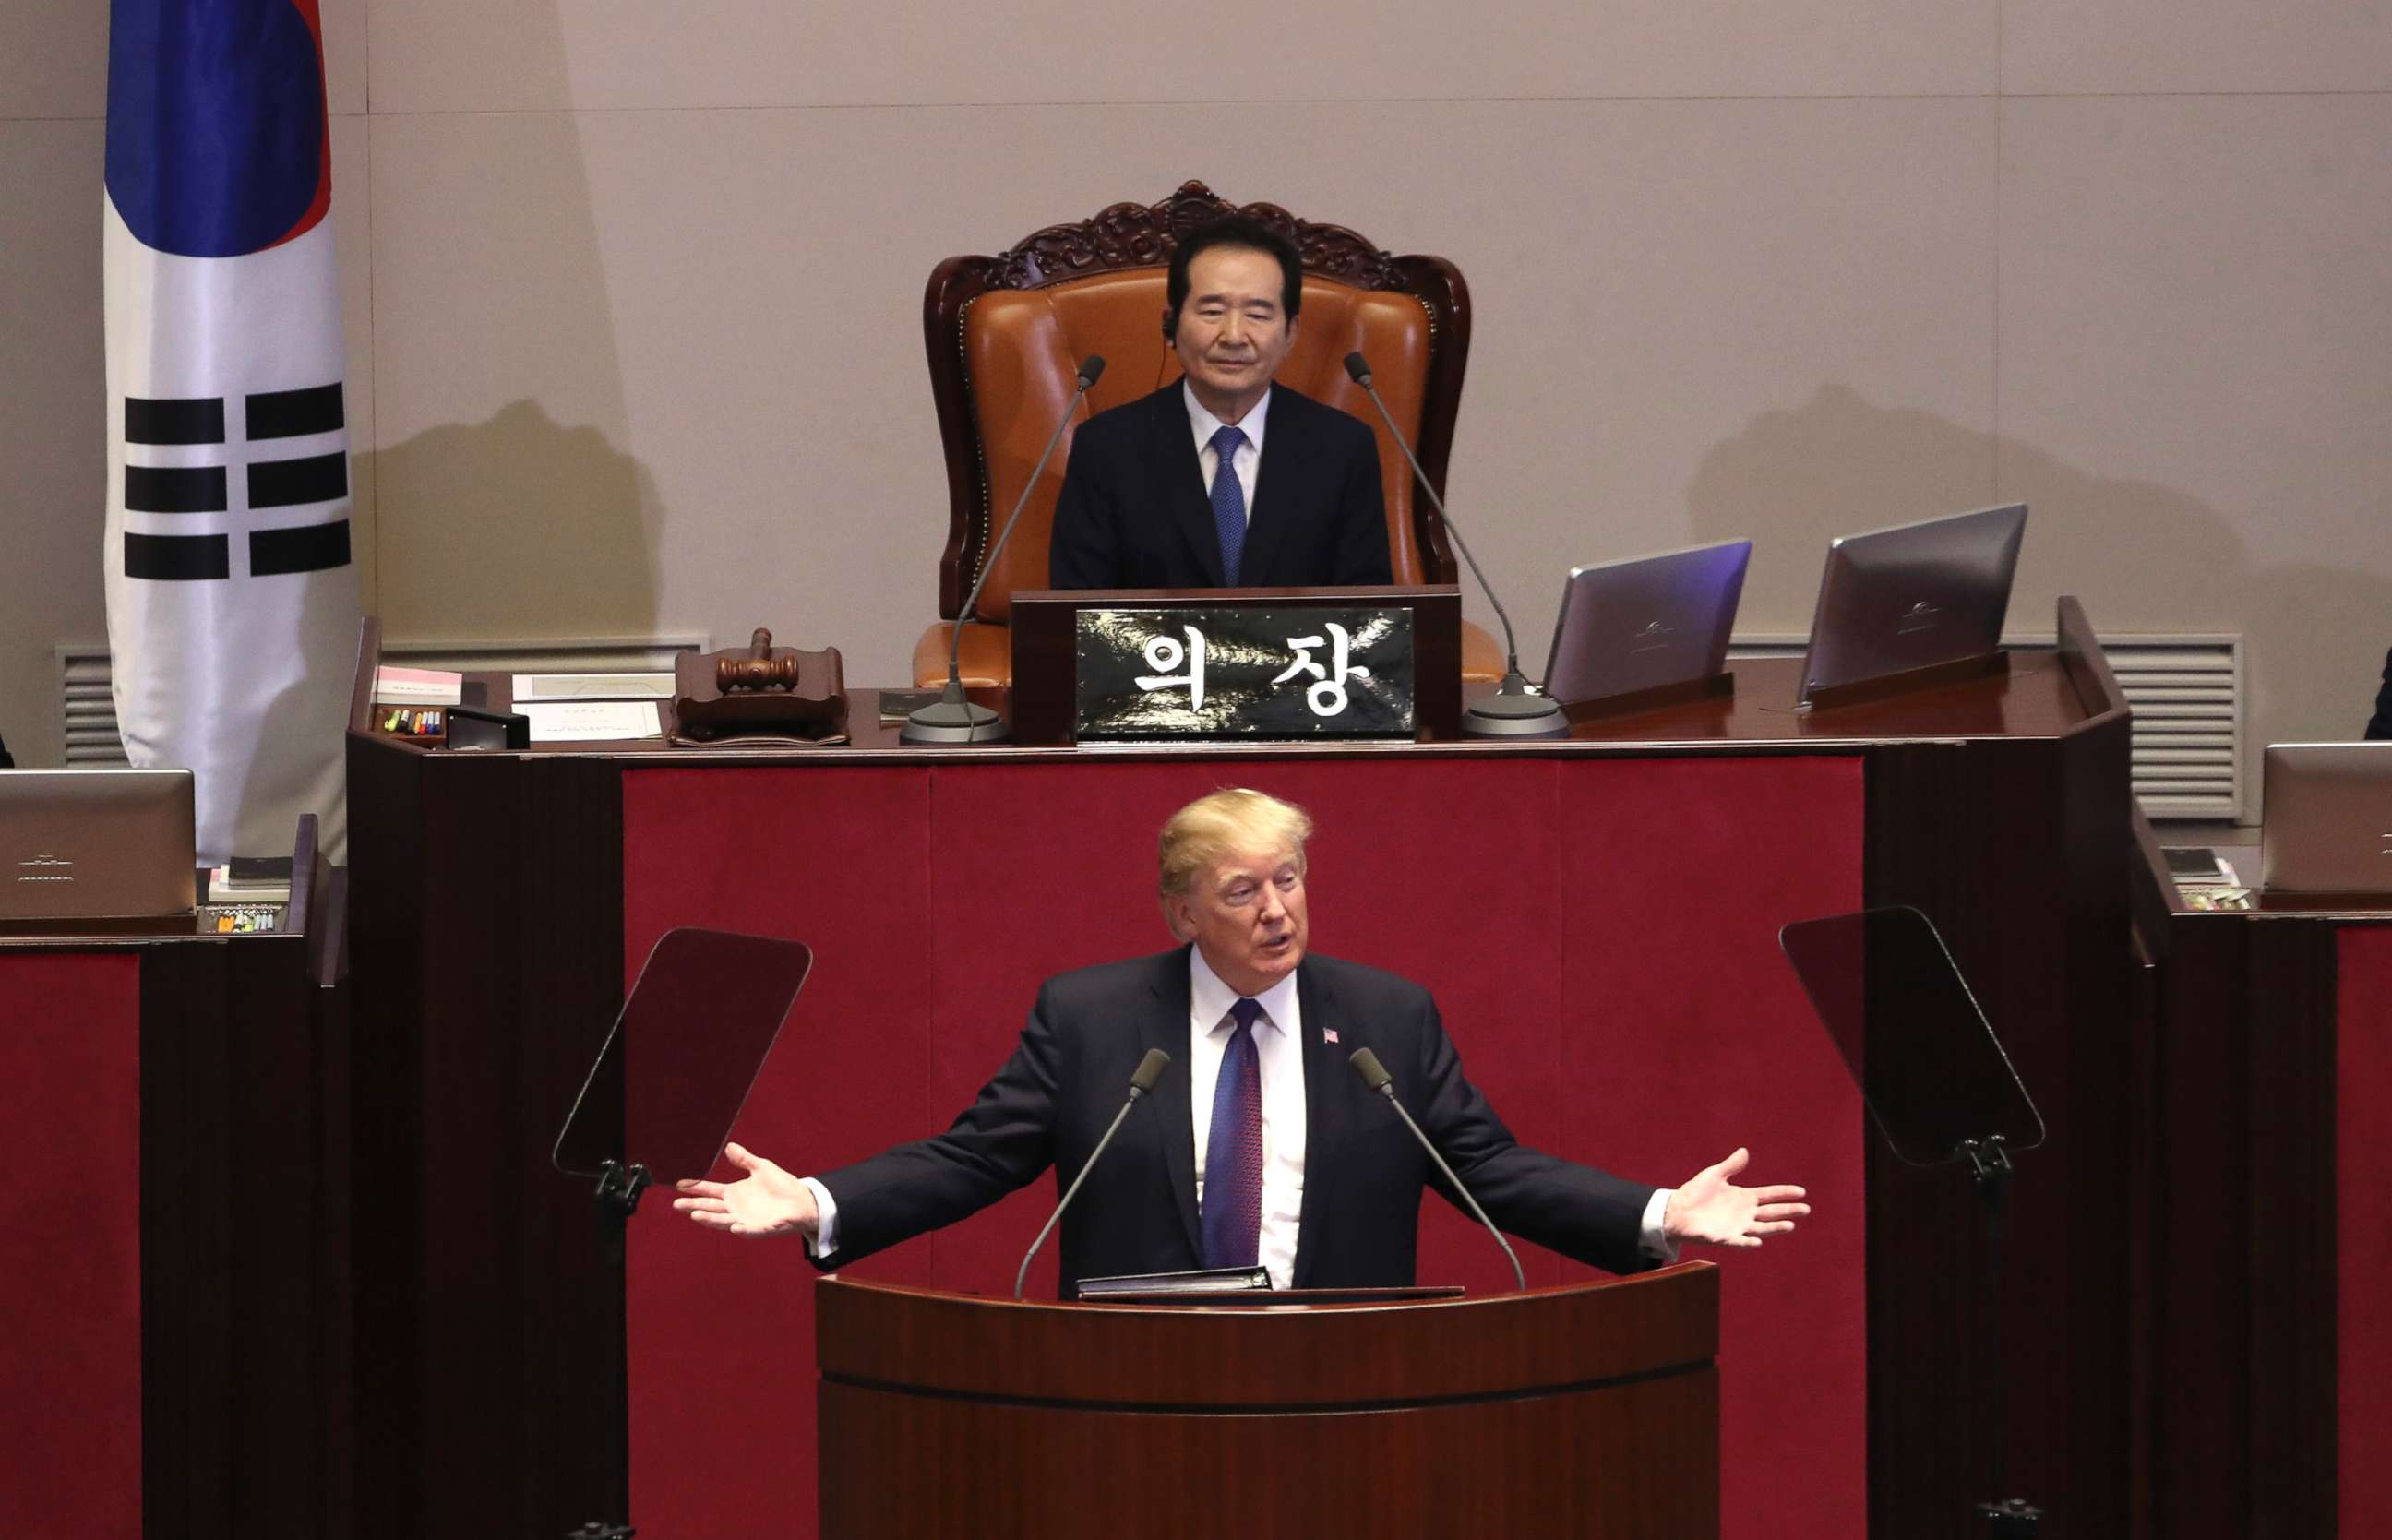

left=0, top=819, right=346, bottom=1540
left=342, top=599, right=2134, bottom=1540
left=818, top=1270, right=1719, bottom=1539
left=2125, top=822, right=2389, bottom=1539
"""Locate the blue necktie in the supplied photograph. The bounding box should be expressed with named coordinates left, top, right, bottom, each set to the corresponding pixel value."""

left=1208, top=424, right=1249, bottom=585
left=1200, top=997, right=1265, bottom=1270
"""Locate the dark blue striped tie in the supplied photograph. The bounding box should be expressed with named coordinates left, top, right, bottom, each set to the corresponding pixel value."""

left=1201, top=997, right=1265, bottom=1269
left=1208, top=424, right=1249, bottom=584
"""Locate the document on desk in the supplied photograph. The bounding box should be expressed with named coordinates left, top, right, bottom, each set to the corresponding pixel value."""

left=520, top=701, right=664, bottom=742
left=373, top=664, right=465, bottom=705
left=510, top=672, right=676, bottom=702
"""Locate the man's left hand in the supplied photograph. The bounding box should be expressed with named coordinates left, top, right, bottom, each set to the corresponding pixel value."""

left=1664, top=1147, right=1809, bottom=1248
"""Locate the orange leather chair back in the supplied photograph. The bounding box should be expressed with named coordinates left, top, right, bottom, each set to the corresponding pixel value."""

left=963, top=272, right=1435, bottom=624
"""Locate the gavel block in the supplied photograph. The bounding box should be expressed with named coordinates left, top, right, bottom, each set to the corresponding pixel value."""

left=674, top=627, right=847, bottom=741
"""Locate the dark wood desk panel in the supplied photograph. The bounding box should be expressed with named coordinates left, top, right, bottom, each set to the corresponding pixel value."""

left=817, top=1272, right=1719, bottom=1540
left=2126, top=838, right=2392, bottom=1540
left=345, top=745, right=628, bottom=1540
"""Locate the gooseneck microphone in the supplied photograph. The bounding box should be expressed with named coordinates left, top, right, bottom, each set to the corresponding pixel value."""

left=1342, top=351, right=1565, bottom=739
left=1347, top=1047, right=1526, bottom=1291
left=1014, top=1046, right=1168, bottom=1299
left=904, top=354, right=1107, bottom=745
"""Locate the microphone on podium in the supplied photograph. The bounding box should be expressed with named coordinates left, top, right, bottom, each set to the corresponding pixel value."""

left=1341, top=351, right=1566, bottom=739
left=1014, top=1045, right=1169, bottom=1299
left=1347, top=1047, right=1527, bottom=1291
left=904, top=354, right=1107, bottom=745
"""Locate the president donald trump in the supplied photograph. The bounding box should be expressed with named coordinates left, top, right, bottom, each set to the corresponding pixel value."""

left=676, top=789, right=1805, bottom=1291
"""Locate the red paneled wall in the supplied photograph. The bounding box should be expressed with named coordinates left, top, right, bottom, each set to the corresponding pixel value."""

left=623, top=755, right=1865, bottom=1539
left=0, top=953, right=143, bottom=1539
left=2338, top=925, right=2392, bottom=1538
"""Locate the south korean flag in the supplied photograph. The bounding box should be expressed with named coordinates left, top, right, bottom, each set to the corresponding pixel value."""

left=103, top=0, right=359, bottom=863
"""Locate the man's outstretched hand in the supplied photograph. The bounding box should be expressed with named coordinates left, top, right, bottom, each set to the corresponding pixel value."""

left=1663, top=1148, right=1809, bottom=1248
left=671, top=1141, right=817, bottom=1239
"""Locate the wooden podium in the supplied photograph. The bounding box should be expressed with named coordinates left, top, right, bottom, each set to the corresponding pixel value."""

left=815, top=1267, right=1721, bottom=1539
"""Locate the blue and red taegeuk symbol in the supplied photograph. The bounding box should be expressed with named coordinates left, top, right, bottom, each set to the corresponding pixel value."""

left=104, top=0, right=332, bottom=258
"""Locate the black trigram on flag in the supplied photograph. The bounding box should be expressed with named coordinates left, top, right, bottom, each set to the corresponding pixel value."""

left=120, top=381, right=352, bottom=579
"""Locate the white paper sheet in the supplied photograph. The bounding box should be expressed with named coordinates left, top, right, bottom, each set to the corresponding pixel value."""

left=509, top=672, right=676, bottom=702
left=520, top=700, right=664, bottom=742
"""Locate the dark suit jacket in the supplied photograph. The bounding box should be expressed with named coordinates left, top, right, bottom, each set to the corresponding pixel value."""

left=813, top=949, right=1656, bottom=1293
left=2368, top=647, right=2392, bottom=740
left=1047, top=382, right=1395, bottom=590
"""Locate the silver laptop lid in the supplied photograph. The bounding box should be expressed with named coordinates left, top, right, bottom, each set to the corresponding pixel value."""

left=0, top=769, right=197, bottom=919
left=1541, top=540, right=1752, bottom=704
left=1798, top=503, right=2027, bottom=707
left=2260, top=743, right=2392, bottom=894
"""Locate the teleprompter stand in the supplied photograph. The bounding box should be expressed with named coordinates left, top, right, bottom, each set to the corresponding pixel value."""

left=548, top=927, right=815, bottom=1537
left=1780, top=904, right=2049, bottom=1536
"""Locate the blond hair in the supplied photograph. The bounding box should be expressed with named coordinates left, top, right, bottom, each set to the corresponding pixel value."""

left=1157, top=788, right=1314, bottom=900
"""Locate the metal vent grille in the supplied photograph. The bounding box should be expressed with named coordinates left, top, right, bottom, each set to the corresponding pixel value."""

left=2101, top=637, right=2242, bottom=821
left=56, top=634, right=710, bottom=769
left=57, top=645, right=131, bottom=766
left=1727, top=631, right=2245, bottom=823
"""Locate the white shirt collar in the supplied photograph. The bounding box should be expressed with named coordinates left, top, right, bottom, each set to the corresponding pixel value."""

left=1189, top=943, right=1298, bottom=1036
left=1184, top=379, right=1272, bottom=459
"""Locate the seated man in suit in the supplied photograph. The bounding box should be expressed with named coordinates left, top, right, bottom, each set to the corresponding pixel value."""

left=674, top=789, right=1806, bottom=1292
left=1046, top=218, right=1396, bottom=591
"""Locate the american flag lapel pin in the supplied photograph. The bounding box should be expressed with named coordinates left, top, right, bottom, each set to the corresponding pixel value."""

left=1323, top=1028, right=1339, bottom=1045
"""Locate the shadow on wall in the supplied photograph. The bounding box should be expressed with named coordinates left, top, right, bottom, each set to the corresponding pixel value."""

left=1687, top=384, right=2392, bottom=793
left=357, top=400, right=664, bottom=640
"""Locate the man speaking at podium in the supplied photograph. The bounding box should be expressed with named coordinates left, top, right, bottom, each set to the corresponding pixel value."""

left=674, top=789, right=1807, bottom=1291
left=1046, top=219, right=1396, bottom=591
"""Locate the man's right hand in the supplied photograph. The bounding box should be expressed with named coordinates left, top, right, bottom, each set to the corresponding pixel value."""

left=672, top=1141, right=817, bottom=1239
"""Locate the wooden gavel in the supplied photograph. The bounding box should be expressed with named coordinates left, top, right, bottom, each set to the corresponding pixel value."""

left=717, top=628, right=800, bottom=693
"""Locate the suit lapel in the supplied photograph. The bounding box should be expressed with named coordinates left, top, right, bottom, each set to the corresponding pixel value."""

left=1290, top=959, right=1350, bottom=1289
left=1150, top=383, right=1226, bottom=585
left=1138, top=946, right=1203, bottom=1259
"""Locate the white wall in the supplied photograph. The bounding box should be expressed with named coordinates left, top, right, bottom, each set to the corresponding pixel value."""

left=5, top=0, right=2388, bottom=806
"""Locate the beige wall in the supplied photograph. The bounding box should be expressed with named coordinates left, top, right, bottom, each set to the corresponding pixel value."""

left=5, top=0, right=2388, bottom=811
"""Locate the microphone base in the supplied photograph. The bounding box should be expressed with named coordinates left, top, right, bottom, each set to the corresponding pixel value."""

left=1463, top=691, right=1569, bottom=739
left=898, top=698, right=1011, bottom=745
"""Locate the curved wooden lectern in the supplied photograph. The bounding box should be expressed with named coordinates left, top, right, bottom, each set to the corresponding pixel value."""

left=816, top=1263, right=1720, bottom=1539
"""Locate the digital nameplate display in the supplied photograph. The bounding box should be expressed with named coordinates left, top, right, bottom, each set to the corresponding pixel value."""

left=1073, top=604, right=1416, bottom=740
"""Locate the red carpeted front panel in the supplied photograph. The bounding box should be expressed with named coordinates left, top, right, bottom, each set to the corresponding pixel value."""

left=2338, top=925, right=2392, bottom=1537
left=620, top=767, right=934, bottom=1532
left=1556, top=756, right=1868, bottom=1540
left=0, top=952, right=143, bottom=1539
left=623, top=754, right=1867, bottom=1540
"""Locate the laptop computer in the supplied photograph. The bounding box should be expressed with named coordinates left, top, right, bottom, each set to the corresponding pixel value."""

left=0, top=768, right=197, bottom=920
left=2259, top=743, right=2392, bottom=894
left=1540, top=540, right=1752, bottom=704
left=1798, top=503, right=2027, bottom=708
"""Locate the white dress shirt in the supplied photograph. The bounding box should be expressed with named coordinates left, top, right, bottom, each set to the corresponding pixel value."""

left=1184, top=381, right=1270, bottom=522
left=1187, top=948, right=1306, bottom=1290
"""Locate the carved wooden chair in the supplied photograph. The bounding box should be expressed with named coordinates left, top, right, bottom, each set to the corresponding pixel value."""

left=915, top=180, right=1503, bottom=688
